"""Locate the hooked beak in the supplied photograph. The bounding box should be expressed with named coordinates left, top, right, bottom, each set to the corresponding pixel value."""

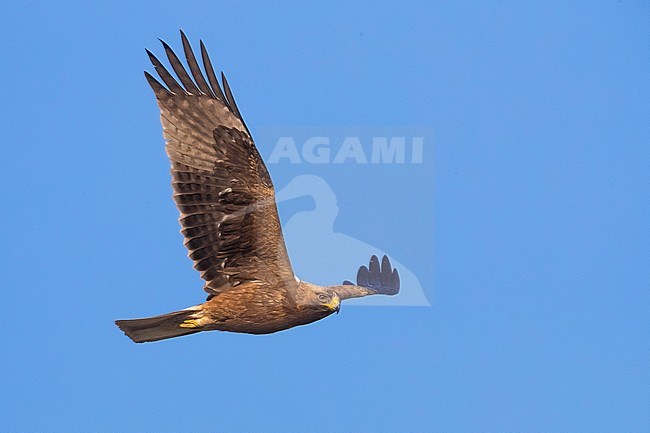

left=325, top=294, right=341, bottom=314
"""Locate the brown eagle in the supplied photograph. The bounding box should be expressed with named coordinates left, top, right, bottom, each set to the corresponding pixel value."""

left=115, top=32, right=400, bottom=343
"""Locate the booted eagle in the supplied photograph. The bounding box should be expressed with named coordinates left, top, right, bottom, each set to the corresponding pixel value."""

left=115, top=32, right=400, bottom=343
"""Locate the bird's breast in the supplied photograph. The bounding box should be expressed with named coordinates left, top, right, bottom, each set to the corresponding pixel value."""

left=201, top=286, right=325, bottom=334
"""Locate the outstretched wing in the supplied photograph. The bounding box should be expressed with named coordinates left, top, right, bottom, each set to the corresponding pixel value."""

left=336, top=255, right=400, bottom=300
left=145, top=31, right=295, bottom=297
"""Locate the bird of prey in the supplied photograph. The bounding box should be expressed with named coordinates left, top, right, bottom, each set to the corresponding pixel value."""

left=115, top=32, right=400, bottom=343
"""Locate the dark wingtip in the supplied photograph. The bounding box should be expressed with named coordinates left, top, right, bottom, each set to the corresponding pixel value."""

left=199, top=39, right=227, bottom=102
left=357, top=265, right=370, bottom=287
left=220, top=71, right=250, bottom=134
left=349, top=254, right=400, bottom=295
left=158, top=37, right=200, bottom=95
left=146, top=33, right=249, bottom=131
left=146, top=47, right=185, bottom=94
left=179, top=31, right=214, bottom=97
left=392, top=268, right=400, bottom=293
left=144, top=71, right=170, bottom=96
left=157, top=38, right=174, bottom=56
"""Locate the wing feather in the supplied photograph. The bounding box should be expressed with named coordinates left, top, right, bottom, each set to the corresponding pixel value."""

left=144, top=71, right=171, bottom=96
left=221, top=72, right=250, bottom=135
left=146, top=49, right=185, bottom=95
left=199, top=40, right=227, bottom=103
left=159, top=38, right=201, bottom=95
left=337, top=255, right=400, bottom=300
left=180, top=30, right=214, bottom=97
left=146, top=32, right=295, bottom=297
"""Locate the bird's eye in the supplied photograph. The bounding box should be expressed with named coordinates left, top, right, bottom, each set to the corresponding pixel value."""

left=318, top=293, right=329, bottom=303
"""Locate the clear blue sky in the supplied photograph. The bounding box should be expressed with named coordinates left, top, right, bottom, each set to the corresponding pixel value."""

left=1, top=1, right=648, bottom=432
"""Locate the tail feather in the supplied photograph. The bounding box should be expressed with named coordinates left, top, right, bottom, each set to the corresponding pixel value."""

left=115, top=308, right=202, bottom=343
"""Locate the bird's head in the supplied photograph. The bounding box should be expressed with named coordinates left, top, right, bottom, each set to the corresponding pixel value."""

left=295, top=282, right=341, bottom=317
left=311, top=289, right=341, bottom=314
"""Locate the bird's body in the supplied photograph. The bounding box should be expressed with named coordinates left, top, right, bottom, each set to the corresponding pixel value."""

left=115, top=32, right=400, bottom=343
left=196, top=281, right=334, bottom=335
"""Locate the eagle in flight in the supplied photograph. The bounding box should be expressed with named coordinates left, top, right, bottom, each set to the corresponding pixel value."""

left=115, top=32, right=400, bottom=343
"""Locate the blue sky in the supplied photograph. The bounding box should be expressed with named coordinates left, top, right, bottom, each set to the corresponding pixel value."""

left=1, top=1, right=649, bottom=432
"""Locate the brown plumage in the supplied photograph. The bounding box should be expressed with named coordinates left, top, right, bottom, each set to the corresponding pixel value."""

left=115, top=32, right=400, bottom=343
